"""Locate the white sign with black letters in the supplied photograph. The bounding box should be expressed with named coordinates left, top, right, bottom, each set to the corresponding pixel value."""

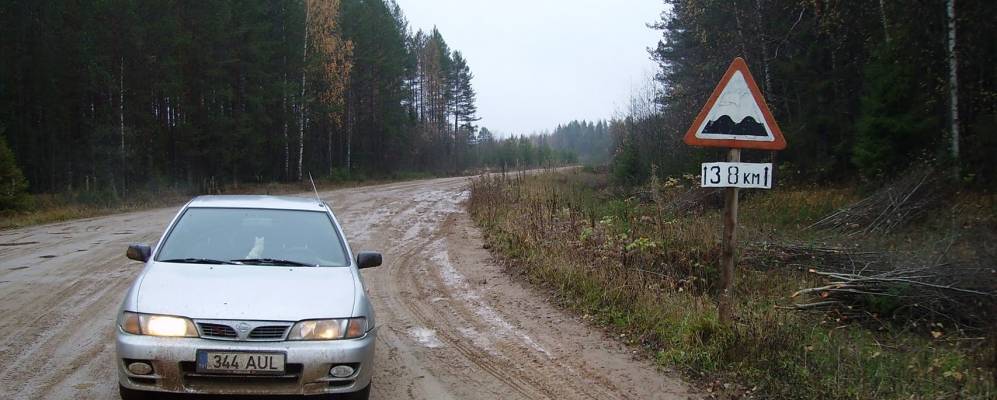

left=701, top=162, right=772, bottom=189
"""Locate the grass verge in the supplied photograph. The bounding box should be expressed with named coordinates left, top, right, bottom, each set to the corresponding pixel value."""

left=468, top=169, right=995, bottom=399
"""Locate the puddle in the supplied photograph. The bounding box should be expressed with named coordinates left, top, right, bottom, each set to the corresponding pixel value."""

left=408, top=327, right=444, bottom=348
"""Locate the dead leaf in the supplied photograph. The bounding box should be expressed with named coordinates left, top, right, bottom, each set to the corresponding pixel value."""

left=943, top=370, right=964, bottom=382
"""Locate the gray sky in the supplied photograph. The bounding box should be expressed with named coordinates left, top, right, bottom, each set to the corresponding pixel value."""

left=393, top=0, right=664, bottom=136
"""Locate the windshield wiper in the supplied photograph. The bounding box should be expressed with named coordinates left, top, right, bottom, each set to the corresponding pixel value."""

left=230, top=258, right=317, bottom=267
left=160, top=258, right=238, bottom=265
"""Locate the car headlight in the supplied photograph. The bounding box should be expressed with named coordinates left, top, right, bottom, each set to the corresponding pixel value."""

left=118, top=312, right=198, bottom=337
left=288, top=318, right=366, bottom=340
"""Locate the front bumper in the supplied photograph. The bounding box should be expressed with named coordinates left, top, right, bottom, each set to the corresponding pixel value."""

left=115, top=328, right=376, bottom=396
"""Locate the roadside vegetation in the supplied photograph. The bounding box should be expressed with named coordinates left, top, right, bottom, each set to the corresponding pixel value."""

left=0, top=171, right=436, bottom=230
left=469, top=169, right=995, bottom=399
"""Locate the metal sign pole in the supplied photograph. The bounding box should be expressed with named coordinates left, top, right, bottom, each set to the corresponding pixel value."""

left=719, top=148, right=740, bottom=323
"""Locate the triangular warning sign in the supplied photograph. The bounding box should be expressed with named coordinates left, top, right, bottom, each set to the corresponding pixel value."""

left=683, top=57, right=786, bottom=150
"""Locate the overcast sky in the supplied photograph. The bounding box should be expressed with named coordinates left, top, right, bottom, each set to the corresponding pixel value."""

left=393, top=0, right=665, bottom=136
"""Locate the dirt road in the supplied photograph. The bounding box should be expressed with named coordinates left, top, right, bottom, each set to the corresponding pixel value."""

left=0, top=175, right=696, bottom=399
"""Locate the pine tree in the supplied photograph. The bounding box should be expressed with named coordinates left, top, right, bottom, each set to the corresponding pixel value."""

left=450, top=51, right=479, bottom=171
left=0, top=129, right=29, bottom=210
left=853, top=44, right=938, bottom=176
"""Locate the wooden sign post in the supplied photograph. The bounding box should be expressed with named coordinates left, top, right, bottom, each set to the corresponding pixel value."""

left=718, top=148, right=739, bottom=321
left=682, top=58, right=786, bottom=323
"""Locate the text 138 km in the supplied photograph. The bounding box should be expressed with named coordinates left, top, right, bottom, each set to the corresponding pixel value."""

left=700, top=162, right=773, bottom=189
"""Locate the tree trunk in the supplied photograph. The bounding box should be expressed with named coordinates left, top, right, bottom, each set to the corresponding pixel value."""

left=119, top=57, right=126, bottom=193
left=297, top=2, right=310, bottom=181
left=327, top=126, right=333, bottom=176
left=753, top=0, right=772, bottom=95
left=731, top=0, right=748, bottom=58
left=454, top=105, right=460, bottom=172
left=282, top=4, right=290, bottom=180
left=119, top=59, right=125, bottom=158
left=347, top=104, right=352, bottom=174
left=946, top=0, right=960, bottom=176
left=878, top=0, right=891, bottom=42
left=345, top=90, right=352, bottom=174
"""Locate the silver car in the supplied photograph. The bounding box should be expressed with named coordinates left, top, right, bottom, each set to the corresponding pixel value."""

left=116, top=195, right=380, bottom=399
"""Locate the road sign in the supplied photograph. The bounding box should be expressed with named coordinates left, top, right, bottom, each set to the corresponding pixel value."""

left=701, top=162, right=772, bottom=189
left=683, top=57, right=786, bottom=150
left=680, top=57, right=788, bottom=324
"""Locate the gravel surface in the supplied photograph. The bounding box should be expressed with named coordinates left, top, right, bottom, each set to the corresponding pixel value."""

left=0, top=175, right=696, bottom=399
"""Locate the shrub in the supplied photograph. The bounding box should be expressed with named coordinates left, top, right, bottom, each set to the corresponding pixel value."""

left=0, top=131, right=30, bottom=210
left=611, top=133, right=646, bottom=186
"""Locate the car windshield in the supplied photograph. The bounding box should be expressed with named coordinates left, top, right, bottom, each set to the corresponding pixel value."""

left=156, top=207, right=349, bottom=267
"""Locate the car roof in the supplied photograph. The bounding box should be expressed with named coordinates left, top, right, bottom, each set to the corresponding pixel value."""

left=187, top=195, right=329, bottom=212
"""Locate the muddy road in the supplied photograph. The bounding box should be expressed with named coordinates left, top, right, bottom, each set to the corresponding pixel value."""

left=0, top=176, right=696, bottom=399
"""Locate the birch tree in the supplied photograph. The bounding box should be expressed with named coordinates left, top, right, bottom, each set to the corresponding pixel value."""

left=297, top=1, right=312, bottom=181
left=946, top=0, right=960, bottom=174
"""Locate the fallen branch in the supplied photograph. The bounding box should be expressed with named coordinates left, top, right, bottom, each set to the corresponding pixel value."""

left=778, top=301, right=842, bottom=310
left=792, top=283, right=851, bottom=298
left=805, top=269, right=995, bottom=298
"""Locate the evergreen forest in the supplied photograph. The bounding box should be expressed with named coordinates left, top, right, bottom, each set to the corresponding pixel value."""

left=0, top=0, right=572, bottom=205
left=613, top=0, right=995, bottom=187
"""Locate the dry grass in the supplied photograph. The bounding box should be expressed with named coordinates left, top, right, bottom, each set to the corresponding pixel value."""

left=469, top=169, right=995, bottom=399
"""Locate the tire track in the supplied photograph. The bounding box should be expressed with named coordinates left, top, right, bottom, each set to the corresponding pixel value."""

left=355, top=184, right=621, bottom=400
left=0, top=210, right=174, bottom=400
left=386, top=241, right=544, bottom=399
left=425, top=216, right=620, bottom=400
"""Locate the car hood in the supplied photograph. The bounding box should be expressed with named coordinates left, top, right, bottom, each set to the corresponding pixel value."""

left=135, top=262, right=357, bottom=321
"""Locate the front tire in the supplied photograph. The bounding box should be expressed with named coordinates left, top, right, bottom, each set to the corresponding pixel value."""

left=118, top=385, right=151, bottom=400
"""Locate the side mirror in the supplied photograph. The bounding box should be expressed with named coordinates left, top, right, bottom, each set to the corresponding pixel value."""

left=126, top=244, right=152, bottom=262
left=356, top=252, right=382, bottom=269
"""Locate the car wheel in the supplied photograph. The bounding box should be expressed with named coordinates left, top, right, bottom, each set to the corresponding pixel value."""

left=118, top=385, right=151, bottom=400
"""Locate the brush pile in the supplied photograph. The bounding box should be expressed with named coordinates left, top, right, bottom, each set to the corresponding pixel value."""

left=787, top=165, right=997, bottom=334
left=788, top=250, right=995, bottom=333
left=806, top=166, right=950, bottom=236
left=773, top=239, right=996, bottom=335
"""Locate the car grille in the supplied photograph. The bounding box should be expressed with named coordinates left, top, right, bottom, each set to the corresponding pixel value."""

left=180, top=361, right=303, bottom=391
left=249, top=325, right=289, bottom=340
left=195, top=321, right=293, bottom=341
left=198, top=323, right=237, bottom=339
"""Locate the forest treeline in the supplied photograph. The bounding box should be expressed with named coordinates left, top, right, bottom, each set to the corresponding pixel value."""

left=0, top=0, right=574, bottom=206
left=545, top=120, right=612, bottom=165
left=613, top=0, right=996, bottom=186
left=475, top=120, right=614, bottom=170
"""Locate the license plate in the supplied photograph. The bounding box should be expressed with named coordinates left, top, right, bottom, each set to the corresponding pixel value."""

left=196, top=350, right=286, bottom=375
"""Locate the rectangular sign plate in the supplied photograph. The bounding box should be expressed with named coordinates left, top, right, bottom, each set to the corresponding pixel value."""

left=196, top=350, right=286, bottom=375
left=701, top=162, right=773, bottom=189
